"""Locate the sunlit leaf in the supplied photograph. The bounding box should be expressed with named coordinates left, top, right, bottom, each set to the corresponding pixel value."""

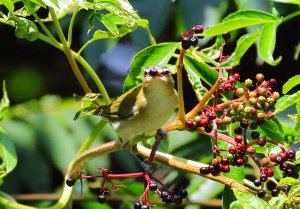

left=278, top=177, right=299, bottom=187
left=1, top=0, right=14, bottom=13
left=223, top=186, right=237, bottom=209
left=272, top=0, right=300, bottom=4
left=274, top=92, right=300, bottom=114
left=269, top=192, right=286, bottom=209
left=282, top=75, right=300, bottom=94
left=123, top=42, right=180, bottom=91
left=258, top=21, right=282, bottom=66
left=183, top=53, right=218, bottom=87
left=231, top=189, right=271, bottom=209
left=203, top=10, right=277, bottom=37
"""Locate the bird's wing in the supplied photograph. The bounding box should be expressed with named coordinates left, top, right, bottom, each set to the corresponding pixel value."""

left=95, top=84, right=143, bottom=120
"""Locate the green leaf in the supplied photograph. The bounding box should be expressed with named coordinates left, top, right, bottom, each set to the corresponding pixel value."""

left=231, top=189, right=271, bottom=209
left=274, top=92, right=300, bottom=114
left=256, top=118, right=284, bottom=143
left=97, top=14, right=119, bottom=36
left=221, top=31, right=260, bottom=67
left=183, top=53, right=219, bottom=87
left=272, top=0, right=300, bottom=4
left=223, top=186, right=237, bottom=209
left=1, top=0, right=14, bottom=13
left=288, top=185, right=300, bottom=200
left=282, top=75, right=300, bottom=94
left=199, top=35, right=224, bottom=62
left=11, top=17, right=39, bottom=41
left=0, top=81, right=9, bottom=121
left=230, top=201, right=244, bottom=209
left=295, top=99, right=300, bottom=139
left=203, top=10, right=277, bottom=37
left=0, top=127, right=17, bottom=178
left=278, top=177, right=299, bottom=187
left=123, top=42, right=180, bottom=91
left=41, top=0, right=59, bottom=9
left=269, top=192, right=286, bottom=209
left=258, top=21, right=282, bottom=66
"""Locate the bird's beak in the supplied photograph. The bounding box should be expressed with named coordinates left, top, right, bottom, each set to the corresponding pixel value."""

left=156, top=72, right=163, bottom=77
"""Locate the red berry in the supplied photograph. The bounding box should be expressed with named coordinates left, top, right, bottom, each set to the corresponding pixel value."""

left=257, top=138, right=267, bottom=146
left=221, top=164, right=230, bottom=173
left=234, top=135, right=243, bottom=143
left=221, top=157, right=230, bottom=165
left=232, top=73, right=240, bottom=81
left=228, top=146, right=236, bottom=154
left=269, top=154, right=277, bottom=162
left=200, top=117, right=209, bottom=126
left=269, top=78, right=277, bottom=87
left=260, top=173, right=268, bottom=182
left=251, top=131, right=260, bottom=139
left=240, top=120, right=249, bottom=128
left=255, top=73, right=264, bottom=82
left=235, top=158, right=244, bottom=166
left=186, top=119, right=195, bottom=129
left=279, top=152, right=288, bottom=161
left=234, top=127, right=243, bottom=135
left=265, top=169, right=274, bottom=177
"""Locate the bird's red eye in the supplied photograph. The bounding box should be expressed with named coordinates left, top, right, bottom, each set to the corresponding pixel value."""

left=161, top=70, right=170, bottom=76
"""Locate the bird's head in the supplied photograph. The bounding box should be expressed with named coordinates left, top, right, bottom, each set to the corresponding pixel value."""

left=143, top=66, right=174, bottom=85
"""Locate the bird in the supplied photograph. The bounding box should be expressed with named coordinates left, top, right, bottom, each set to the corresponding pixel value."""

left=94, top=65, right=178, bottom=146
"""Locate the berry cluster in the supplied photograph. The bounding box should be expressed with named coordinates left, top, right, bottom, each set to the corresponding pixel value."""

left=180, top=25, right=204, bottom=50
left=66, top=169, right=188, bottom=209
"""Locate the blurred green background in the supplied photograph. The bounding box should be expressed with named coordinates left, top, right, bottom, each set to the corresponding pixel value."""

left=0, top=0, right=299, bottom=209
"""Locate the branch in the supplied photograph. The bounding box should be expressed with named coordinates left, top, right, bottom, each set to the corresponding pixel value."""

left=134, top=142, right=252, bottom=193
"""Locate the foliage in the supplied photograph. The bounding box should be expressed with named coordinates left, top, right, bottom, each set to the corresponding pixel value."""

left=0, top=0, right=299, bottom=209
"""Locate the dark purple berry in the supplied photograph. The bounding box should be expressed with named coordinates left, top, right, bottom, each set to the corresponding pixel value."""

left=194, top=25, right=204, bottom=34
left=190, top=37, right=198, bottom=46
left=271, top=188, right=280, bottom=197
left=240, top=120, right=249, bottom=128
left=161, top=191, right=169, bottom=199
left=208, top=111, right=217, bottom=120
left=209, top=164, right=220, bottom=176
left=173, top=195, right=182, bottom=204
left=66, top=178, right=75, bottom=187
left=204, top=126, right=212, bottom=133
left=149, top=182, right=157, bottom=191
left=275, top=156, right=283, bottom=164
left=234, top=127, right=243, bottom=135
left=257, top=138, right=267, bottom=146
left=269, top=78, right=277, bottom=87
left=254, top=178, right=262, bottom=187
left=141, top=205, right=150, bottom=209
left=179, top=189, right=188, bottom=199
left=134, top=202, right=142, bottom=209
left=251, top=131, right=260, bottom=139
left=222, top=32, right=231, bottom=40
left=97, top=195, right=106, bottom=204
left=287, top=149, right=296, bottom=159
left=200, top=166, right=210, bottom=175
left=250, top=122, right=258, bottom=130
left=181, top=37, right=191, bottom=50
left=257, top=190, right=266, bottom=198
left=260, top=173, right=268, bottom=182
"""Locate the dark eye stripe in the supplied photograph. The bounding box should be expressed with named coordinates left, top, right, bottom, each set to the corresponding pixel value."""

left=149, top=69, right=157, bottom=76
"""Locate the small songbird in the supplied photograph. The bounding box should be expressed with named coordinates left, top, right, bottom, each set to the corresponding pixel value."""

left=94, top=65, right=178, bottom=145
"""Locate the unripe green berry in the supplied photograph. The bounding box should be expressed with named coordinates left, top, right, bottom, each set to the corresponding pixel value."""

left=272, top=91, right=280, bottom=100
left=249, top=91, right=257, bottom=98
left=244, top=79, right=253, bottom=88
left=235, top=88, right=245, bottom=97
